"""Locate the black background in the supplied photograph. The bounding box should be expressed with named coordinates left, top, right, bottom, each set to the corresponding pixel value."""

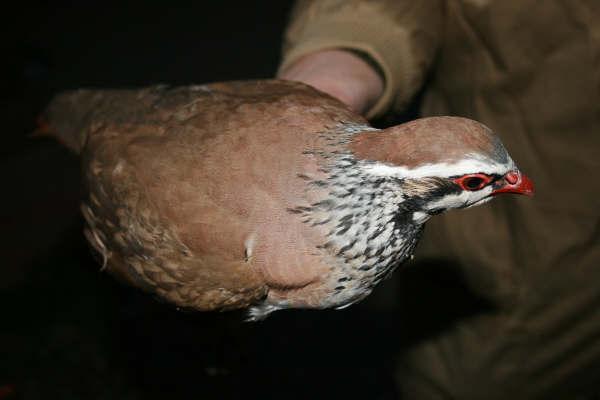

left=0, top=2, right=487, bottom=399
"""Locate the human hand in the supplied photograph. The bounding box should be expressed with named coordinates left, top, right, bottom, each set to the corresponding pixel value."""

left=277, top=49, right=384, bottom=116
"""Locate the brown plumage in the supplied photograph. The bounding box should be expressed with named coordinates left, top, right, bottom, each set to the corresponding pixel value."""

left=43, top=79, right=532, bottom=319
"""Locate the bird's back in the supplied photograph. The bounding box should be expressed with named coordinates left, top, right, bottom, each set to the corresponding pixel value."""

left=43, top=80, right=366, bottom=311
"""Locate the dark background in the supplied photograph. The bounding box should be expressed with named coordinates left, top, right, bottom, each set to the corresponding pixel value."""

left=0, top=2, right=487, bottom=399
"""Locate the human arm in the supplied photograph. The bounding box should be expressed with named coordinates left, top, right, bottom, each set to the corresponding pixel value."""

left=277, top=49, right=383, bottom=116
left=277, top=0, right=443, bottom=119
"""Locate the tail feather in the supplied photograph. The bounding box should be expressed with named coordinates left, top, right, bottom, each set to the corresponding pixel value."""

left=38, top=89, right=102, bottom=153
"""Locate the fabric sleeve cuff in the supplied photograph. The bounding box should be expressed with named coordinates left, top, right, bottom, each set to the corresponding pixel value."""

left=279, top=19, right=419, bottom=119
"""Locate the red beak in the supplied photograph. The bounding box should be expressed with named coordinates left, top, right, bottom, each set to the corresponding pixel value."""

left=491, top=171, right=534, bottom=196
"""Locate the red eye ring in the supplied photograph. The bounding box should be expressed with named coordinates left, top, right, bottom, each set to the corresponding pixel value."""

left=453, top=173, right=492, bottom=191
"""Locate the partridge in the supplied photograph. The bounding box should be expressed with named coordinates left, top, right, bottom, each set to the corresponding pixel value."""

left=42, top=80, right=533, bottom=320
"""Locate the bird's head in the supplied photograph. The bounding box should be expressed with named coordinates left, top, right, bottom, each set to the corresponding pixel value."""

left=349, top=116, right=533, bottom=222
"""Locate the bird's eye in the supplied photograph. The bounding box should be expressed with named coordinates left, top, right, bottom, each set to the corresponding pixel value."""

left=463, top=177, right=485, bottom=190
left=453, top=174, right=491, bottom=191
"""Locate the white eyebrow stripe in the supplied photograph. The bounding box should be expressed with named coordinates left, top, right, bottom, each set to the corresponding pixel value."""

left=361, top=156, right=515, bottom=179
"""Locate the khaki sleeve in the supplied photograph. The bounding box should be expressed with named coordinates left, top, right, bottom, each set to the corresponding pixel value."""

left=280, top=0, right=444, bottom=119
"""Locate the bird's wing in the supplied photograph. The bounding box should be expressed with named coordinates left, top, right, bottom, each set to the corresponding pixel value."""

left=80, top=117, right=269, bottom=310
left=47, top=80, right=365, bottom=310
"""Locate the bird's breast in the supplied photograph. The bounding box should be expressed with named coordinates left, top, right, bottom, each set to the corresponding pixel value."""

left=279, top=154, right=423, bottom=309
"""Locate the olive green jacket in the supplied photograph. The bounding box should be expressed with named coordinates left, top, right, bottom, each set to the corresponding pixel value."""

left=281, top=1, right=600, bottom=398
